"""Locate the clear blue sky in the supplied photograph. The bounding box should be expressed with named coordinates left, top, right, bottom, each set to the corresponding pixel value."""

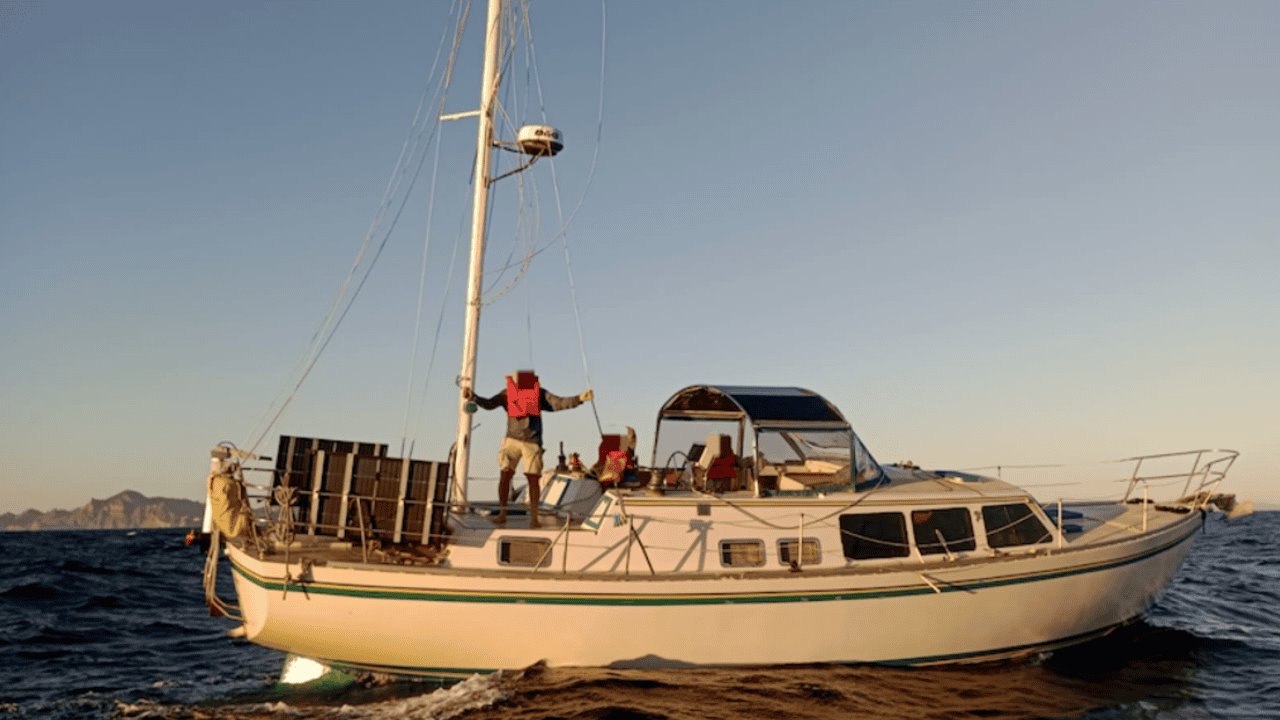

left=2, top=1, right=1277, bottom=513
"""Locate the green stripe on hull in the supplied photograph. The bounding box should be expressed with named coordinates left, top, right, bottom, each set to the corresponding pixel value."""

left=231, top=521, right=1197, bottom=607
left=320, top=658, right=496, bottom=682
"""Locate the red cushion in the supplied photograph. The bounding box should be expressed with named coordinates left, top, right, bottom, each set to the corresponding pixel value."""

left=707, top=453, right=737, bottom=480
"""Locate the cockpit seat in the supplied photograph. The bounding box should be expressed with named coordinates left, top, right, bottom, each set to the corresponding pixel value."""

left=596, top=426, right=637, bottom=486
left=697, top=433, right=739, bottom=492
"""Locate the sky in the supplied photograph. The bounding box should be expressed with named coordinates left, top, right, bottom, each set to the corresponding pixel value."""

left=2, top=1, right=1277, bottom=514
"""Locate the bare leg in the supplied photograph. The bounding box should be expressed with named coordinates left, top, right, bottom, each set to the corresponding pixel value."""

left=496, top=469, right=515, bottom=524
left=525, top=473, right=541, bottom=528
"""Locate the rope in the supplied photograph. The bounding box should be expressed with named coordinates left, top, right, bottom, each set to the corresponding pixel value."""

left=410, top=213, right=467, bottom=447
left=626, top=483, right=1073, bottom=553
left=244, top=1, right=469, bottom=455
left=463, top=0, right=608, bottom=431
left=562, top=234, right=602, bottom=436
left=399, top=91, right=449, bottom=458
left=961, top=456, right=1143, bottom=473
left=250, top=0, right=613, bottom=453
left=628, top=503, right=1066, bottom=554
left=530, top=0, right=607, bottom=435
left=525, top=279, right=535, bottom=366
left=479, top=0, right=607, bottom=283
left=478, top=19, right=539, bottom=303
left=398, top=3, right=475, bottom=456
left=474, top=2, right=540, bottom=298
left=202, top=527, right=243, bottom=622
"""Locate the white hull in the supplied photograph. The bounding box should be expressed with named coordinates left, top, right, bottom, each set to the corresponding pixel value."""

left=226, top=508, right=1198, bottom=678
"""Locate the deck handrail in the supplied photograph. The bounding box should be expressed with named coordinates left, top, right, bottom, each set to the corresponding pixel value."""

left=1119, top=449, right=1238, bottom=507
left=963, top=449, right=1238, bottom=507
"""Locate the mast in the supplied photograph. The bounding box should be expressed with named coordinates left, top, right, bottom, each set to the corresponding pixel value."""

left=452, top=0, right=503, bottom=508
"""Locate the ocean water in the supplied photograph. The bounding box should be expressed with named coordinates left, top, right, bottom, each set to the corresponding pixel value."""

left=2, top=513, right=1277, bottom=719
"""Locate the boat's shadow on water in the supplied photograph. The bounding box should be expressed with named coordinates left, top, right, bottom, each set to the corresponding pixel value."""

left=178, top=621, right=1244, bottom=720
left=444, top=622, right=1235, bottom=720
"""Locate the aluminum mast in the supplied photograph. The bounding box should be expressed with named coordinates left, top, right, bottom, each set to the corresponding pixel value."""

left=452, top=0, right=503, bottom=507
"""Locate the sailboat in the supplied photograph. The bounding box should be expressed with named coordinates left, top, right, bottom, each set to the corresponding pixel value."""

left=200, top=0, right=1239, bottom=683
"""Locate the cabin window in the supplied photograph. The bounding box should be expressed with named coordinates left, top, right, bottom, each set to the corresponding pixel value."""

left=839, top=513, right=909, bottom=560
left=498, top=537, right=551, bottom=567
left=912, top=508, right=976, bottom=555
left=720, top=540, right=766, bottom=568
left=983, top=504, right=1053, bottom=548
left=778, top=538, right=821, bottom=566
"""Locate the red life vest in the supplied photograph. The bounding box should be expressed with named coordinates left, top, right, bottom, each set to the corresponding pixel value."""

left=600, top=450, right=630, bottom=485
left=506, top=373, right=541, bottom=418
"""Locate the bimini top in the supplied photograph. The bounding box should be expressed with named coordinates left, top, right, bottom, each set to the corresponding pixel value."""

left=657, top=385, right=850, bottom=430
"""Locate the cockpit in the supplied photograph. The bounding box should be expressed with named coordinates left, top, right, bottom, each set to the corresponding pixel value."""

left=651, top=385, right=885, bottom=496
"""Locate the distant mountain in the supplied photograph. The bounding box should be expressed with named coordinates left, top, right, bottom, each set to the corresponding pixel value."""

left=0, top=491, right=203, bottom=531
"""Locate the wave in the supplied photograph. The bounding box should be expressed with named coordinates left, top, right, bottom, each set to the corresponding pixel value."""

left=3, top=519, right=1279, bottom=719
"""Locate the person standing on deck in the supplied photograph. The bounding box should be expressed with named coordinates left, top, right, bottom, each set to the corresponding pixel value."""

left=465, top=370, right=593, bottom=527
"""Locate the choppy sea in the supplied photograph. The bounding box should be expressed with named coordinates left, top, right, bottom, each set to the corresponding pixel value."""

left=2, top=513, right=1277, bottom=719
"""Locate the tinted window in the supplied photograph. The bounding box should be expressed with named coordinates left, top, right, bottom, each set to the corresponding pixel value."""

left=983, top=504, right=1053, bottom=548
left=912, top=508, right=976, bottom=555
left=721, top=540, right=765, bottom=567
left=730, top=393, right=842, bottom=424
left=778, top=539, right=821, bottom=566
left=839, top=513, right=909, bottom=560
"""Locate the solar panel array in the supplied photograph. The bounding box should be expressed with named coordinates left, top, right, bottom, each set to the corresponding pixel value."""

left=273, top=435, right=449, bottom=546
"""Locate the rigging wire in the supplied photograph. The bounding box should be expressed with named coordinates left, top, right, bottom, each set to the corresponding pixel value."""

left=478, top=14, right=540, bottom=303
left=245, top=1, right=471, bottom=455
left=251, top=0, right=608, bottom=457
left=525, top=274, right=535, bottom=366
left=398, top=85, right=453, bottom=458
left=398, top=0, right=496, bottom=458
left=521, top=0, right=609, bottom=435
left=408, top=203, right=469, bottom=452
left=560, top=223, right=603, bottom=436
left=476, top=21, right=529, bottom=302
left=464, top=0, right=605, bottom=426
left=478, top=174, right=541, bottom=303
left=477, top=0, right=608, bottom=280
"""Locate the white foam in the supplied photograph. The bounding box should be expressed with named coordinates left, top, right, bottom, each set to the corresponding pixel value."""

left=280, top=655, right=332, bottom=685
left=112, top=699, right=179, bottom=718
left=226, top=699, right=313, bottom=717
left=160, top=669, right=514, bottom=719
left=336, top=671, right=511, bottom=720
